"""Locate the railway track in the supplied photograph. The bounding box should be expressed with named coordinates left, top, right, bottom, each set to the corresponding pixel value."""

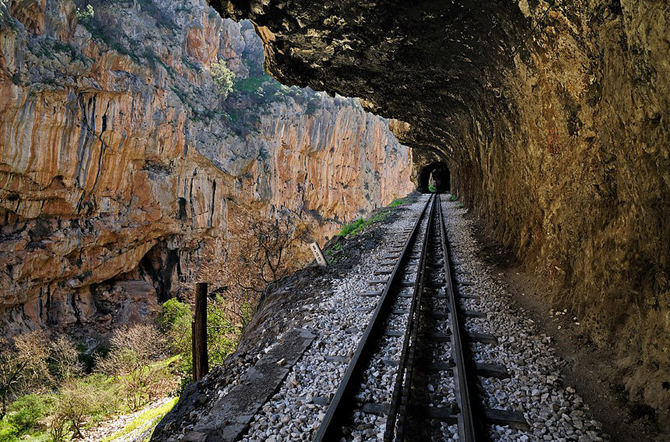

left=314, top=194, right=528, bottom=441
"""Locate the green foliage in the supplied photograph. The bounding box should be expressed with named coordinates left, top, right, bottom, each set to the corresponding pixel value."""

left=207, top=296, right=246, bottom=367
left=389, top=198, right=407, bottom=207
left=457, top=202, right=465, bottom=209
left=338, top=212, right=388, bottom=238
left=211, top=59, right=236, bottom=98
left=159, top=299, right=193, bottom=374
left=0, top=420, right=19, bottom=441
left=449, top=194, right=458, bottom=201
left=159, top=299, right=192, bottom=333
left=159, top=297, right=251, bottom=381
left=75, top=4, right=94, bottom=23
left=324, top=241, right=343, bottom=263
left=101, top=397, right=177, bottom=442
left=428, top=184, right=437, bottom=192
left=338, top=218, right=365, bottom=237
left=7, top=394, right=52, bottom=434
left=233, top=74, right=273, bottom=95
left=1, top=326, right=179, bottom=440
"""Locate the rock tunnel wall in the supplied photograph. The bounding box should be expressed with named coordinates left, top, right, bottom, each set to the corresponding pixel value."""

left=210, top=0, right=670, bottom=424
left=0, top=0, right=413, bottom=337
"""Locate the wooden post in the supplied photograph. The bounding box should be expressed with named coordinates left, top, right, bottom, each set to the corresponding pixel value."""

left=310, top=242, right=328, bottom=266
left=192, top=282, right=209, bottom=382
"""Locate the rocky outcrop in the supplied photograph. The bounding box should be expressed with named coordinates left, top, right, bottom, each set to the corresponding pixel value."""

left=0, top=0, right=412, bottom=336
left=210, top=0, right=670, bottom=426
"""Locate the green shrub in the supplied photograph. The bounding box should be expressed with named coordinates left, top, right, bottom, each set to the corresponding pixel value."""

left=7, top=394, right=51, bottom=433
left=449, top=194, right=458, bottom=201
left=337, top=211, right=389, bottom=238
left=159, top=299, right=192, bottom=333
left=0, top=420, right=18, bottom=441
left=159, top=299, right=192, bottom=375
left=389, top=198, right=406, bottom=207
left=338, top=218, right=365, bottom=237
left=159, top=297, right=249, bottom=383
left=233, top=74, right=272, bottom=94
left=428, top=184, right=436, bottom=192
left=75, top=5, right=94, bottom=23
left=211, top=60, right=236, bottom=98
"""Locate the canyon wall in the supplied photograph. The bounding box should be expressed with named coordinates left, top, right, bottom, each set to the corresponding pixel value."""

left=210, top=0, right=670, bottom=425
left=0, top=0, right=413, bottom=337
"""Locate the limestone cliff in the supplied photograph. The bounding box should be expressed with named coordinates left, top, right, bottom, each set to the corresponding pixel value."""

left=0, top=0, right=413, bottom=336
left=211, top=0, right=670, bottom=426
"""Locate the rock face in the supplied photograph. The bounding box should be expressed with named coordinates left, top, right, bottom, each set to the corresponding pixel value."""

left=211, top=0, right=670, bottom=426
left=0, top=0, right=412, bottom=336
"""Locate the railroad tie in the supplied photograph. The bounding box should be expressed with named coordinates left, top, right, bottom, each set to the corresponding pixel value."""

left=408, top=405, right=529, bottom=430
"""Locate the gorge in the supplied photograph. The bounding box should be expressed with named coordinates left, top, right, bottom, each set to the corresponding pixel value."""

left=206, top=0, right=670, bottom=430
left=0, top=0, right=413, bottom=338
left=1, top=0, right=669, bottom=439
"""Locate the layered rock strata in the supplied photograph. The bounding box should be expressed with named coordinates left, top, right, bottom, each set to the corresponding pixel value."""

left=210, top=0, right=670, bottom=426
left=0, top=0, right=413, bottom=336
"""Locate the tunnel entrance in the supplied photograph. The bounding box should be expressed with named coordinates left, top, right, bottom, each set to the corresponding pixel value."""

left=418, top=162, right=451, bottom=193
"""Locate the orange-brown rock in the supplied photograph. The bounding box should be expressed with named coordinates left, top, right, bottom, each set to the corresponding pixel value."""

left=0, top=0, right=413, bottom=335
left=210, top=0, right=670, bottom=426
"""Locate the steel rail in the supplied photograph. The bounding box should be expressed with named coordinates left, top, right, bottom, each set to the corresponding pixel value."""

left=313, top=195, right=434, bottom=442
left=437, top=194, right=482, bottom=441
left=383, top=194, right=436, bottom=441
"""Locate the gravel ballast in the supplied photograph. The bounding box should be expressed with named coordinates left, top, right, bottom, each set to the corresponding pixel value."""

left=440, top=197, right=608, bottom=441
left=240, top=196, right=431, bottom=441
left=158, top=194, right=611, bottom=441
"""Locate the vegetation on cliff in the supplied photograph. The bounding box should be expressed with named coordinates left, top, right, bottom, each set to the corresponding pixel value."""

left=0, top=0, right=412, bottom=341
left=0, top=211, right=302, bottom=440
left=0, top=300, right=248, bottom=441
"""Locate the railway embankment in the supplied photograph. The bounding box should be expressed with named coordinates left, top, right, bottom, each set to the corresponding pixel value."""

left=156, top=193, right=659, bottom=441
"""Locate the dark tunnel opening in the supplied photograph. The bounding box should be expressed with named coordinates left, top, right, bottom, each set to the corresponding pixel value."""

left=418, top=162, right=451, bottom=193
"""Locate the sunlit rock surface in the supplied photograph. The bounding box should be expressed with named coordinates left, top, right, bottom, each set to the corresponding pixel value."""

left=0, top=0, right=412, bottom=336
left=210, top=0, right=670, bottom=425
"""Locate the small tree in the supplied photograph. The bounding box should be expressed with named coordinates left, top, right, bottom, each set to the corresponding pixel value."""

left=96, top=324, right=167, bottom=411
left=237, top=215, right=304, bottom=286
left=0, top=332, right=51, bottom=419
left=158, top=296, right=253, bottom=380
left=49, top=381, right=103, bottom=441
left=210, top=59, right=235, bottom=98
left=158, top=298, right=193, bottom=357
left=48, top=335, right=83, bottom=382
